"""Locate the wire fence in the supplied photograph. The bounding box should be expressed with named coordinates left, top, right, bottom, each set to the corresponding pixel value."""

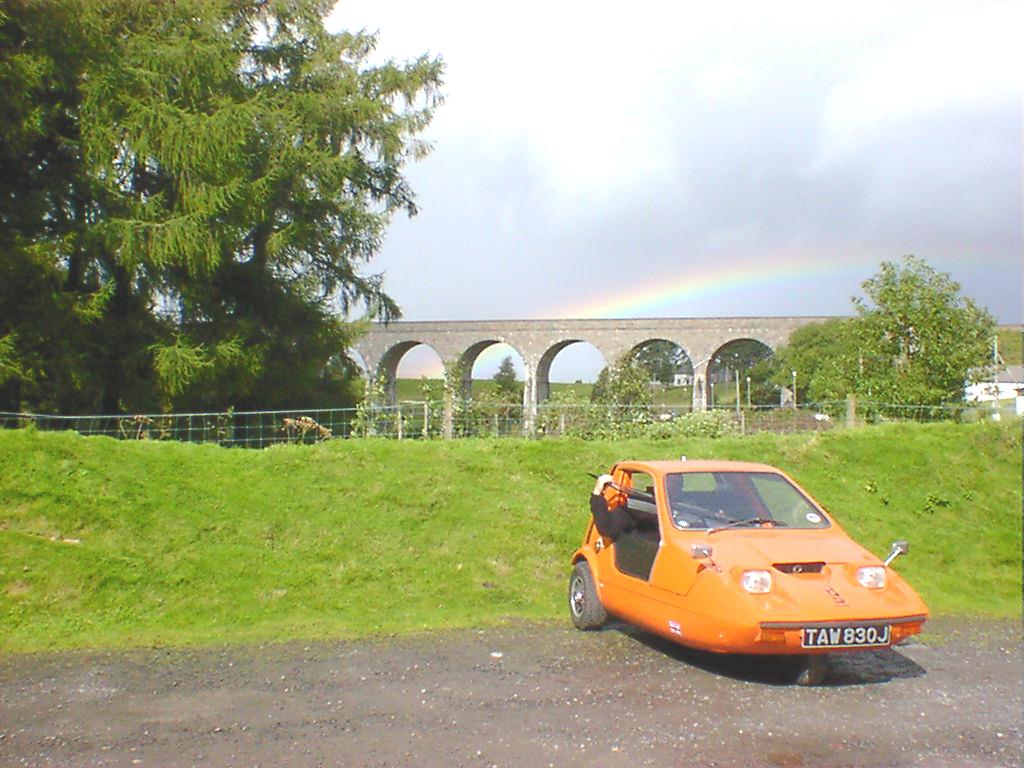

left=0, top=397, right=1015, bottom=448
left=0, top=408, right=357, bottom=447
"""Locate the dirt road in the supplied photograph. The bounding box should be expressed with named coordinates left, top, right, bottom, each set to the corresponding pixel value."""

left=0, top=618, right=1020, bottom=767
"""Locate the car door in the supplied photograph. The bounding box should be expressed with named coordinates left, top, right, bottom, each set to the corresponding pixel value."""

left=596, top=468, right=667, bottom=616
left=649, top=470, right=727, bottom=598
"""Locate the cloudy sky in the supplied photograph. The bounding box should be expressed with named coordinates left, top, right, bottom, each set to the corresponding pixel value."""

left=328, top=1, right=1021, bottom=380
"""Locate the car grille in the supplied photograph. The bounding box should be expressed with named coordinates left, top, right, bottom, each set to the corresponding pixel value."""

left=773, top=561, right=825, bottom=574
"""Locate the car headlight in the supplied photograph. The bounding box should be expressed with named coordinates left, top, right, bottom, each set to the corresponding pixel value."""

left=857, top=566, right=886, bottom=589
left=741, top=570, right=772, bottom=594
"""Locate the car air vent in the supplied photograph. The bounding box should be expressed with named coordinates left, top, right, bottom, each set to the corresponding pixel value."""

left=774, top=562, right=825, bottom=574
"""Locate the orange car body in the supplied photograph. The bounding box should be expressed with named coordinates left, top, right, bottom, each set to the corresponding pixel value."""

left=570, top=460, right=928, bottom=655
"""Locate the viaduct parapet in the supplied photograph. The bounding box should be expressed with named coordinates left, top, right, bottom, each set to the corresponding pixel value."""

left=353, top=316, right=833, bottom=432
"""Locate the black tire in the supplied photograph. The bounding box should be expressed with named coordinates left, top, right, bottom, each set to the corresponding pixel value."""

left=568, top=561, right=607, bottom=630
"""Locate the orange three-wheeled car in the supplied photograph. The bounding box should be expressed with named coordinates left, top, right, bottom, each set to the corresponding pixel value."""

left=569, top=460, right=928, bottom=682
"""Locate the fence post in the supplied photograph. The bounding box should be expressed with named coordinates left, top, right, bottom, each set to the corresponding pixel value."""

left=397, top=404, right=403, bottom=440
left=442, top=392, right=453, bottom=440
left=423, top=401, right=429, bottom=438
left=846, top=394, right=857, bottom=428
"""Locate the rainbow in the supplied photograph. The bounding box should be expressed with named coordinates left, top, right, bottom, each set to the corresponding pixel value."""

left=555, top=248, right=1006, bottom=319
left=464, top=251, right=874, bottom=373
left=412, top=251, right=982, bottom=376
left=455, top=252, right=865, bottom=375
left=556, top=250, right=870, bottom=319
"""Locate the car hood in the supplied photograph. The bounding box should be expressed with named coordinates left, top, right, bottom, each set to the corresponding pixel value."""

left=685, top=530, right=927, bottom=622
left=706, top=531, right=876, bottom=567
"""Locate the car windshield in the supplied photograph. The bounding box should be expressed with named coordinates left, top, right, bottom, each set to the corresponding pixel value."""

left=665, top=471, right=830, bottom=531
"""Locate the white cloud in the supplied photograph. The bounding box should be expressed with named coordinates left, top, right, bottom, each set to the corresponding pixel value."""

left=812, top=2, right=1023, bottom=170
left=327, top=1, right=1022, bottom=326
left=327, top=2, right=777, bottom=201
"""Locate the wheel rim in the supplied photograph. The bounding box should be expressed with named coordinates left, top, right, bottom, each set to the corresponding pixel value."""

left=570, top=574, right=585, bottom=617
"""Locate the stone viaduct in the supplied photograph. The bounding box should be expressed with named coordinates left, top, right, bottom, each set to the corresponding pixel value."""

left=352, top=316, right=832, bottom=433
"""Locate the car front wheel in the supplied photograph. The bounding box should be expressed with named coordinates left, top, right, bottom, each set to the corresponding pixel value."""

left=568, top=561, right=607, bottom=630
left=794, top=654, right=830, bottom=686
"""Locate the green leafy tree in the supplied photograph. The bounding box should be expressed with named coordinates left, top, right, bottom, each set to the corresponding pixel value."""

left=492, top=355, right=519, bottom=402
left=709, top=339, right=773, bottom=379
left=0, top=0, right=442, bottom=413
left=764, top=318, right=857, bottom=405
left=745, top=357, right=780, bottom=406
left=0, top=333, right=25, bottom=386
left=748, top=257, right=995, bottom=411
left=630, top=340, right=690, bottom=385
left=0, top=1, right=118, bottom=412
left=848, top=256, right=995, bottom=406
left=591, top=357, right=652, bottom=408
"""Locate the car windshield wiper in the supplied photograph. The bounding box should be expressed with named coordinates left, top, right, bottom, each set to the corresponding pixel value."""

left=708, top=517, right=785, bottom=535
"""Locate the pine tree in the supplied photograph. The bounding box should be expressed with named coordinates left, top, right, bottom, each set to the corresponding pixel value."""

left=0, top=0, right=443, bottom=412
left=492, top=356, right=519, bottom=402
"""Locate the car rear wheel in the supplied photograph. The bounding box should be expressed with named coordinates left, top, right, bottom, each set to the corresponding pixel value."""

left=569, top=561, right=607, bottom=630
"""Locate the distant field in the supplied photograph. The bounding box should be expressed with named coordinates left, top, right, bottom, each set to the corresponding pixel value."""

left=997, top=325, right=1021, bottom=366
left=394, top=378, right=595, bottom=402
left=1, top=420, right=1019, bottom=652
left=394, top=378, right=695, bottom=407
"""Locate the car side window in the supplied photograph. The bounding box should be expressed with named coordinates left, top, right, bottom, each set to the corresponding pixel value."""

left=624, top=472, right=658, bottom=516
left=612, top=471, right=662, bottom=581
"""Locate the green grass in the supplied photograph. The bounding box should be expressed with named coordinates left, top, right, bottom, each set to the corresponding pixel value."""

left=0, top=420, right=1019, bottom=652
left=395, top=377, right=443, bottom=400
left=997, top=325, right=1022, bottom=366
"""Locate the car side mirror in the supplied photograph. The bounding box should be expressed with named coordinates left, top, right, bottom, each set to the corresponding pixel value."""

left=690, top=544, right=713, bottom=560
left=884, top=539, right=909, bottom=566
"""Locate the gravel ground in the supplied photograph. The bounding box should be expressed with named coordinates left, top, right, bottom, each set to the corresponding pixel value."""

left=0, top=618, right=1020, bottom=768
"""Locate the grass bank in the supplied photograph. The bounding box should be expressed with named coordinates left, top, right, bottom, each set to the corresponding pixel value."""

left=1, top=421, right=1020, bottom=652
left=997, top=325, right=1021, bottom=366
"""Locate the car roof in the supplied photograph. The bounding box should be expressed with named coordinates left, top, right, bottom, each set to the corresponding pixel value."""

left=616, top=459, right=783, bottom=475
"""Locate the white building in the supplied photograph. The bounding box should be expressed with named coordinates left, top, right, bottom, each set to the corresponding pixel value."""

left=965, top=365, right=1024, bottom=416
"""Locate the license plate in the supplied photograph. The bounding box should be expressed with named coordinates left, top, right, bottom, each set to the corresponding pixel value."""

left=801, top=624, right=890, bottom=648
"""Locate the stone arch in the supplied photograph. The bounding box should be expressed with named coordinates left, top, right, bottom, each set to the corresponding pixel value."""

left=626, top=337, right=696, bottom=382
left=458, top=339, right=528, bottom=402
left=535, top=339, right=607, bottom=403
left=348, top=348, right=370, bottom=376
left=624, top=337, right=697, bottom=411
left=702, top=337, right=775, bottom=408
left=375, top=340, right=444, bottom=405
